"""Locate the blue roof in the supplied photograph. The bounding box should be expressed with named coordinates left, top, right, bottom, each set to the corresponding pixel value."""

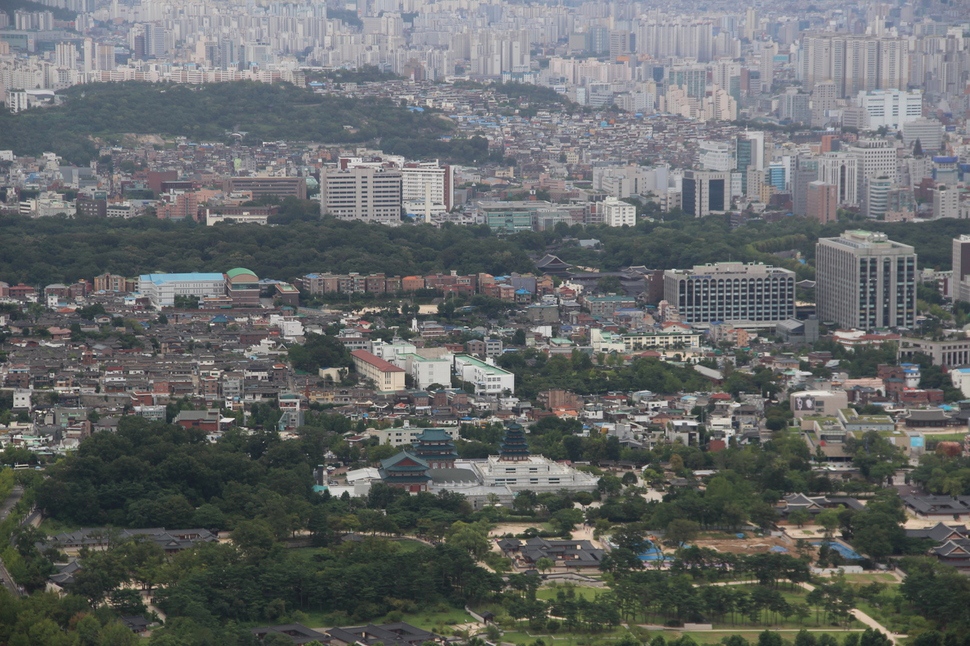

left=140, top=272, right=224, bottom=284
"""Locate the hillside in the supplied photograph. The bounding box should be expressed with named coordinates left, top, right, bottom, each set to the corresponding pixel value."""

left=0, top=81, right=487, bottom=165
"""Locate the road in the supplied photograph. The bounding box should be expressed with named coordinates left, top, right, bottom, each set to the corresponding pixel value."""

left=0, top=485, right=24, bottom=596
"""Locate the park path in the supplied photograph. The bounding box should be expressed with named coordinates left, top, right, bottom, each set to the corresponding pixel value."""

left=0, top=485, right=25, bottom=596
left=797, top=582, right=902, bottom=645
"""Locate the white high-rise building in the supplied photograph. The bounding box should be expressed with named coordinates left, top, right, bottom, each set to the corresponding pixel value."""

left=320, top=167, right=403, bottom=225
left=856, top=89, right=923, bottom=131
left=818, top=152, right=860, bottom=206
left=698, top=140, right=735, bottom=172
left=933, top=185, right=959, bottom=219
left=400, top=162, right=453, bottom=221
left=602, top=197, right=636, bottom=227
left=663, top=262, right=795, bottom=326
left=816, top=230, right=916, bottom=330
left=846, top=139, right=897, bottom=198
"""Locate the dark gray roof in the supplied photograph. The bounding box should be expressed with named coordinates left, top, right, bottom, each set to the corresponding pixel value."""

left=427, top=468, right=478, bottom=483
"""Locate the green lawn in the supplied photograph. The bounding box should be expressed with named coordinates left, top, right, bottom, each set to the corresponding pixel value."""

left=840, top=573, right=898, bottom=585
left=537, top=585, right=606, bottom=602
left=670, top=630, right=862, bottom=645
left=301, top=606, right=475, bottom=633
left=499, top=628, right=627, bottom=646
left=38, top=517, right=84, bottom=535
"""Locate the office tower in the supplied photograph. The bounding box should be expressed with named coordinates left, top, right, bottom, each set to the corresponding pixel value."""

left=663, top=262, right=795, bottom=325
left=400, top=162, right=453, bottom=221
left=818, top=152, right=860, bottom=206
left=863, top=175, right=892, bottom=219
left=811, top=80, right=838, bottom=127
left=681, top=170, right=729, bottom=217
left=698, top=141, right=735, bottom=172
left=807, top=181, right=838, bottom=223
left=933, top=185, right=959, bottom=219
left=846, top=139, right=896, bottom=199
left=792, top=157, right=819, bottom=216
left=952, top=236, right=970, bottom=301
left=320, top=167, right=403, bottom=225
left=816, top=230, right=916, bottom=329
left=902, top=118, right=943, bottom=152
left=759, top=40, right=777, bottom=93
left=144, top=23, right=167, bottom=58
left=736, top=131, right=764, bottom=195
left=856, top=89, right=923, bottom=130
left=780, top=88, right=811, bottom=124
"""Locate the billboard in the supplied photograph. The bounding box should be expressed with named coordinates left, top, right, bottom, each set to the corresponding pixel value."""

left=794, top=396, right=816, bottom=412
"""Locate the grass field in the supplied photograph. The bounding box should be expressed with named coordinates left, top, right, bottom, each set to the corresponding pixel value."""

left=38, top=517, right=84, bottom=535
left=839, top=573, right=899, bottom=584
left=301, top=606, right=475, bottom=632
left=537, top=585, right=606, bottom=602
left=667, top=630, right=862, bottom=644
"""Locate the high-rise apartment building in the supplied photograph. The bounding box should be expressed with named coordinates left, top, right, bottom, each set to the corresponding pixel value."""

left=320, top=167, right=403, bottom=225
left=816, top=230, right=916, bottom=330
left=663, top=262, right=795, bottom=326
left=400, top=162, right=453, bottom=221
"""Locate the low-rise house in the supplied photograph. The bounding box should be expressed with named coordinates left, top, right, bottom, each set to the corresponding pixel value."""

left=497, top=537, right=605, bottom=569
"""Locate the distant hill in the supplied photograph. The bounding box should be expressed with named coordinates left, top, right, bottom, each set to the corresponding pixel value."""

left=0, top=0, right=75, bottom=20
left=0, top=80, right=491, bottom=165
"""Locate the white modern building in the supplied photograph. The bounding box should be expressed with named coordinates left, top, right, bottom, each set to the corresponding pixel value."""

left=663, top=262, right=796, bottom=326
left=397, top=353, right=452, bottom=390
left=816, top=230, right=916, bottom=329
left=698, top=140, right=735, bottom=172
left=465, top=456, right=599, bottom=492
left=372, top=425, right=460, bottom=447
left=453, top=354, right=514, bottom=395
left=902, top=118, right=944, bottom=151
left=320, top=167, right=402, bottom=225
left=818, top=152, right=860, bottom=206
left=856, top=89, right=922, bottom=131
left=137, top=273, right=226, bottom=308
left=602, top=197, right=636, bottom=227
left=401, top=162, right=453, bottom=221
left=933, top=185, right=959, bottom=219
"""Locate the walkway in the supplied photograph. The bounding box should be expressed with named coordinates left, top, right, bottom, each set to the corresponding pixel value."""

left=797, top=582, right=902, bottom=645
left=0, top=485, right=25, bottom=596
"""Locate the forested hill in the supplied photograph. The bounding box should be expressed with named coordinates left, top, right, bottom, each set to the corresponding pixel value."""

left=0, top=208, right=965, bottom=287
left=0, top=81, right=492, bottom=165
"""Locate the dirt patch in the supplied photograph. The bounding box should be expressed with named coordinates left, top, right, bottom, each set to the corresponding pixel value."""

left=691, top=534, right=796, bottom=555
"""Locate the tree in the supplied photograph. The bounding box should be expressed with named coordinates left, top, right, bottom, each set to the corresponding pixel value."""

left=535, top=557, right=554, bottom=575
left=789, top=509, right=812, bottom=528
left=288, top=333, right=352, bottom=373
left=446, top=521, right=491, bottom=560
left=665, top=519, right=700, bottom=547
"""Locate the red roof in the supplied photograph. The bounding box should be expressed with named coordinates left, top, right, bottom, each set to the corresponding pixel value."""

left=350, top=350, right=405, bottom=373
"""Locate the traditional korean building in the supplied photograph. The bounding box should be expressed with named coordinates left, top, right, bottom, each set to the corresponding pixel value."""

left=378, top=451, right=431, bottom=492
left=499, top=421, right=530, bottom=461
left=414, top=428, right=458, bottom=469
